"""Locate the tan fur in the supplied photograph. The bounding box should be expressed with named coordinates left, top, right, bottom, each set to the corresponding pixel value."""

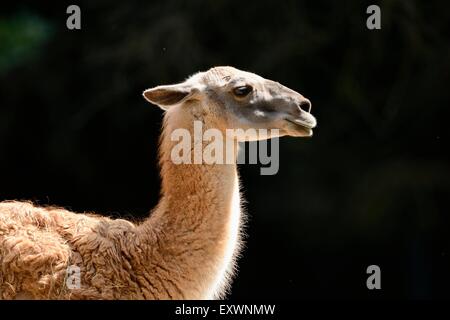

left=0, top=66, right=316, bottom=300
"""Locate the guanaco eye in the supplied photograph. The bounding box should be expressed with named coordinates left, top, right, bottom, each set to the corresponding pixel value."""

left=233, top=85, right=253, bottom=97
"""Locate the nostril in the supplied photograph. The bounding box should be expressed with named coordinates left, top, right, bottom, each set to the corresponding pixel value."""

left=299, top=100, right=312, bottom=113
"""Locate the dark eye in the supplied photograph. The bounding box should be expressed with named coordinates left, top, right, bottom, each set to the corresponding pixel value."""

left=233, top=85, right=253, bottom=97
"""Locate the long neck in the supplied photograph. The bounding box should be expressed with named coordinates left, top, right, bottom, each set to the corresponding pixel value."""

left=140, top=104, right=242, bottom=299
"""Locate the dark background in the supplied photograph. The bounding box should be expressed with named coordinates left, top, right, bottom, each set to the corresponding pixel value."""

left=1, top=0, right=449, bottom=299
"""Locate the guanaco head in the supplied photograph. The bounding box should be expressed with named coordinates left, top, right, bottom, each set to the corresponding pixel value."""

left=143, top=66, right=317, bottom=140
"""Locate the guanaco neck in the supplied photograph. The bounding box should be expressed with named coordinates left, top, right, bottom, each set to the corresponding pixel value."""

left=140, top=102, right=243, bottom=299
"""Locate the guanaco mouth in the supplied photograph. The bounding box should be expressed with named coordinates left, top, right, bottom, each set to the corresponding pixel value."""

left=286, top=118, right=316, bottom=130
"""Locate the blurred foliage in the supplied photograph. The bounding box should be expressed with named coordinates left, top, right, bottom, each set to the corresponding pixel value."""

left=0, top=12, right=53, bottom=73
left=0, top=0, right=449, bottom=299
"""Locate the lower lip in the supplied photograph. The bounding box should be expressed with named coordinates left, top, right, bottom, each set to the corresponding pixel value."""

left=286, top=119, right=314, bottom=133
left=302, top=128, right=313, bottom=136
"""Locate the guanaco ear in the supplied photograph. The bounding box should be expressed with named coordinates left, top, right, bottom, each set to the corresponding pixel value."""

left=143, top=83, right=199, bottom=110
